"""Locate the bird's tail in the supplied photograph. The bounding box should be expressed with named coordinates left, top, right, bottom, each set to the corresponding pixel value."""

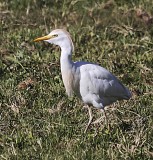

left=125, top=87, right=132, bottom=100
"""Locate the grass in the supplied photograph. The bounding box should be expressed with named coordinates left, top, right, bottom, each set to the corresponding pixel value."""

left=0, top=0, right=153, bottom=159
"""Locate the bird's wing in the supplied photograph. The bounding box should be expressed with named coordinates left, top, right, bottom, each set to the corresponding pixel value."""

left=79, top=63, right=131, bottom=100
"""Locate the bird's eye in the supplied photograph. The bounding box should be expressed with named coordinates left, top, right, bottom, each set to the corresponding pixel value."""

left=53, top=34, right=58, bottom=38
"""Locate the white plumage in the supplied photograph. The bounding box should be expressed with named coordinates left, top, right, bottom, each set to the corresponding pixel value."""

left=34, top=29, right=131, bottom=131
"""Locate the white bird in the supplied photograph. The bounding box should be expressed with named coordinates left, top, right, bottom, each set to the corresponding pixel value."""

left=34, top=29, right=132, bottom=131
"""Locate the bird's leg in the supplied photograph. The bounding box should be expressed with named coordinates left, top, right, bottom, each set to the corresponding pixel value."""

left=92, top=109, right=108, bottom=125
left=92, top=109, right=110, bottom=130
left=104, top=109, right=110, bottom=131
left=83, top=105, right=93, bottom=133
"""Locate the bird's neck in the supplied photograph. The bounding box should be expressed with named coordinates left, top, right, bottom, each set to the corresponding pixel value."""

left=60, top=46, right=74, bottom=96
left=60, top=46, right=73, bottom=71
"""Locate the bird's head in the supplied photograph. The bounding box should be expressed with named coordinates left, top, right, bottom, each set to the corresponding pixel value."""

left=34, top=29, right=74, bottom=51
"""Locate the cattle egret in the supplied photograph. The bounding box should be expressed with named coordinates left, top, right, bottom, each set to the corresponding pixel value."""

left=34, top=29, right=132, bottom=131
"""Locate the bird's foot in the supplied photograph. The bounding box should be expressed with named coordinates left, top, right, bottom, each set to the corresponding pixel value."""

left=92, top=116, right=105, bottom=124
left=93, top=109, right=110, bottom=126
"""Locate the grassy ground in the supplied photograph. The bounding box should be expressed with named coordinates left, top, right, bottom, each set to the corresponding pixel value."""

left=0, top=0, right=153, bottom=159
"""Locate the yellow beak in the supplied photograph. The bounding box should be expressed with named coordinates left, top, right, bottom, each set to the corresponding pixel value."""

left=34, top=35, right=53, bottom=42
